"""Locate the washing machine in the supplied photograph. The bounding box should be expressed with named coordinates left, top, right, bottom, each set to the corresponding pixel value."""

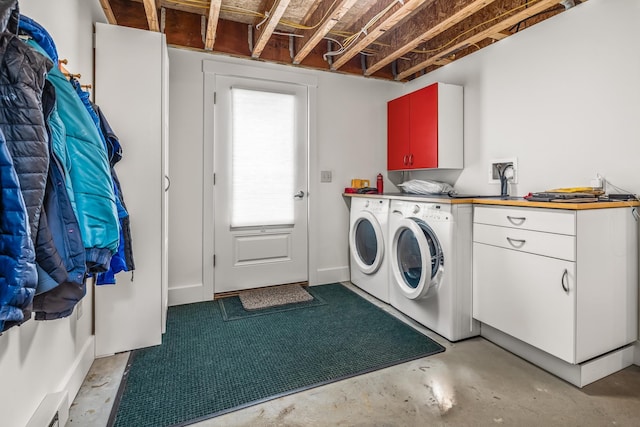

left=349, top=197, right=390, bottom=303
left=388, top=199, right=479, bottom=341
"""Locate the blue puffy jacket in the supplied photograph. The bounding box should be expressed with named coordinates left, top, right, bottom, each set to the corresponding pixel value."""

left=0, top=126, right=37, bottom=333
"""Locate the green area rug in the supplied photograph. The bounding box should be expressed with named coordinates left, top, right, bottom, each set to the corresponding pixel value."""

left=109, top=283, right=445, bottom=427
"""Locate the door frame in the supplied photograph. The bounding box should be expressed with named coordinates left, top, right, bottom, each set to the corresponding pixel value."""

left=202, top=60, right=318, bottom=301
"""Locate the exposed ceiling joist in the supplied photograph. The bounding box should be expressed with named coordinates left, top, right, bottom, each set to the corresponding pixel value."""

left=396, top=0, right=561, bottom=80
left=204, top=0, right=222, bottom=50
left=292, top=0, right=359, bottom=65
left=252, top=0, right=292, bottom=59
left=100, top=0, right=118, bottom=24
left=105, top=0, right=581, bottom=81
left=489, top=30, right=511, bottom=40
left=143, top=0, right=160, bottom=31
left=365, top=0, right=497, bottom=77
left=330, top=0, right=432, bottom=71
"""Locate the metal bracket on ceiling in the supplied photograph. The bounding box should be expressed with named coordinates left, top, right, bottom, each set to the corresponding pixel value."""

left=391, top=60, right=397, bottom=80
left=160, top=7, right=166, bottom=33
left=248, top=25, right=254, bottom=53
left=326, top=40, right=333, bottom=68
left=360, top=53, right=367, bottom=75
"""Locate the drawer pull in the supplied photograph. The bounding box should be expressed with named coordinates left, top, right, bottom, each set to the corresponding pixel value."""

left=561, top=269, right=569, bottom=293
left=506, top=215, right=526, bottom=225
left=403, top=155, right=409, bottom=166
left=506, top=237, right=526, bottom=248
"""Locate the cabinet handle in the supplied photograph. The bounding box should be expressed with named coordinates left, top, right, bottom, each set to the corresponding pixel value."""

left=561, top=269, right=569, bottom=293
left=164, top=175, right=171, bottom=192
left=506, top=215, right=526, bottom=225
left=409, top=154, right=414, bottom=165
left=506, top=237, right=526, bottom=248
left=403, top=155, right=409, bottom=166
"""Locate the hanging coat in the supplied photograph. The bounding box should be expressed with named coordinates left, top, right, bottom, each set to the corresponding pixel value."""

left=91, top=102, right=135, bottom=284
left=0, top=0, right=51, bottom=244
left=25, top=39, right=119, bottom=273
left=32, top=80, right=86, bottom=306
left=0, top=126, right=37, bottom=332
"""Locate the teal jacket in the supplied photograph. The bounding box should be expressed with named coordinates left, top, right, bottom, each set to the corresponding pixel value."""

left=27, top=40, right=119, bottom=272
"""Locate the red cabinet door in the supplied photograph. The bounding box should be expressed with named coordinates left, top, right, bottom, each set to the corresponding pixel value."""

left=410, top=83, right=438, bottom=168
left=387, top=94, right=411, bottom=170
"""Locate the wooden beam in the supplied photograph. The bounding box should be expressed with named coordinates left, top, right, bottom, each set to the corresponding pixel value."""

left=204, top=0, right=222, bottom=50
left=143, top=0, right=160, bottom=31
left=99, top=0, right=117, bottom=24
left=330, top=0, right=432, bottom=71
left=252, top=0, right=292, bottom=59
left=489, top=30, right=510, bottom=40
left=395, top=0, right=561, bottom=80
left=365, top=0, right=497, bottom=77
left=292, top=0, right=359, bottom=65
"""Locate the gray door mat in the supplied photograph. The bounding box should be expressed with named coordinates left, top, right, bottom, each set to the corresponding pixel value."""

left=239, top=284, right=313, bottom=310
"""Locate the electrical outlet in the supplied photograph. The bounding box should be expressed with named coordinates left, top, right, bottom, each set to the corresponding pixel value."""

left=320, top=170, right=332, bottom=183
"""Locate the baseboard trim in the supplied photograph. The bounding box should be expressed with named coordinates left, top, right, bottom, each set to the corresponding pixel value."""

left=169, top=283, right=207, bottom=306
left=59, top=336, right=95, bottom=403
left=29, top=336, right=96, bottom=426
left=482, top=324, right=634, bottom=387
left=313, top=266, right=349, bottom=286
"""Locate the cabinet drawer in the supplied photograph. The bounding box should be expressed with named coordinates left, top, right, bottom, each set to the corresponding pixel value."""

left=473, top=242, right=577, bottom=363
left=474, top=206, right=575, bottom=235
left=473, top=223, right=576, bottom=261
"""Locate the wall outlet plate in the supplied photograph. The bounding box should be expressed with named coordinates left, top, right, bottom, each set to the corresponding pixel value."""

left=489, top=157, right=518, bottom=184
left=320, top=170, right=332, bottom=183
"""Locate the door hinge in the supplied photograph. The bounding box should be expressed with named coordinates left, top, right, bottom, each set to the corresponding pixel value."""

left=214, top=92, right=216, bottom=104
left=213, top=173, right=216, bottom=185
left=213, top=254, right=216, bottom=267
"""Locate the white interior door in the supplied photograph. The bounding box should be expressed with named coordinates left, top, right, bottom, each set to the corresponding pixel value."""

left=214, top=76, right=308, bottom=293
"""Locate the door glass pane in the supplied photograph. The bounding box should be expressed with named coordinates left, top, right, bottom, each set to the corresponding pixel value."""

left=397, top=229, right=422, bottom=289
left=231, top=88, right=295, bottom=227
left=355, top=219, right=377, bottom=266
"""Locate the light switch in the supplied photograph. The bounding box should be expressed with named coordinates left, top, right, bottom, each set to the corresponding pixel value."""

left=320, top=170, right=332, bottom=183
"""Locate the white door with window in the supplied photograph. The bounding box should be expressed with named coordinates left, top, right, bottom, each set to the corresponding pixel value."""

left=213, top=75, right=309, bottom=293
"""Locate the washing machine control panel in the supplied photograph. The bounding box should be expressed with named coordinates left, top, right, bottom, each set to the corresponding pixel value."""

left=362, top=198, right=389, bottom=214
left=404, top=202, right=451, bottom=221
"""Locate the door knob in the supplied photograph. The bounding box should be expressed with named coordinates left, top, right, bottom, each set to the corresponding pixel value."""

left=294, top=190, right=305, bottom=199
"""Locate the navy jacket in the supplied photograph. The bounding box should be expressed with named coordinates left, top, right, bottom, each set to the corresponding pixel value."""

left=0, top=0, right=51, bottom=243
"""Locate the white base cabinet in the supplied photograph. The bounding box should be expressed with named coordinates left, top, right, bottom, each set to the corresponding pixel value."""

left=473, top=205, right=638, bottom=386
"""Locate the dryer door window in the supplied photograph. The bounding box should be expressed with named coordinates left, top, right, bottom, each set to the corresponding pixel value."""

left=350, top=212, right=384, bottom=274
left=391, top=218, right=444, bottom=300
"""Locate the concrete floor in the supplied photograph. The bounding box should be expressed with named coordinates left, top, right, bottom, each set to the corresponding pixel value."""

left=67, top=285, right=640, bottom=427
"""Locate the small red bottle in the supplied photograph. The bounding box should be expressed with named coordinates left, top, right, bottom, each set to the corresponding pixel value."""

left=376, top=173, right=383, bottom=194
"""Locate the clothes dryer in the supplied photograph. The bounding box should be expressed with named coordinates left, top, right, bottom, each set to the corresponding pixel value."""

left=349, top=197, right=390, bottom=303
left=388, top=200, right=479, bottom=341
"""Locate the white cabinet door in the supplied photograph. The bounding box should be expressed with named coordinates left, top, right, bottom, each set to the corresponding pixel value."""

left=94, top=23, right=166, bottom=355
left=473, top=243, right=577, bottom=363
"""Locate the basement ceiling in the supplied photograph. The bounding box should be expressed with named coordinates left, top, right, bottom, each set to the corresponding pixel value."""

left=99, top=0, right=584, bottom=81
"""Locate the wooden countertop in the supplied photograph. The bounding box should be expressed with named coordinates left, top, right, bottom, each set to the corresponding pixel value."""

left=344, top=193, right=640, bottom=210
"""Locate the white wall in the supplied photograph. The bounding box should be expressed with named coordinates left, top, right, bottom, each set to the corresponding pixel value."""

left=404, top=0, right=640, bottom=198
left=167, top=48, right=399, bottom=300
left=0, top=2, right=106, bottom=426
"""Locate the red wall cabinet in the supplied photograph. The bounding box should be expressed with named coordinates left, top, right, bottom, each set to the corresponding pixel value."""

left=387, top=82, right=463, bottom=170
